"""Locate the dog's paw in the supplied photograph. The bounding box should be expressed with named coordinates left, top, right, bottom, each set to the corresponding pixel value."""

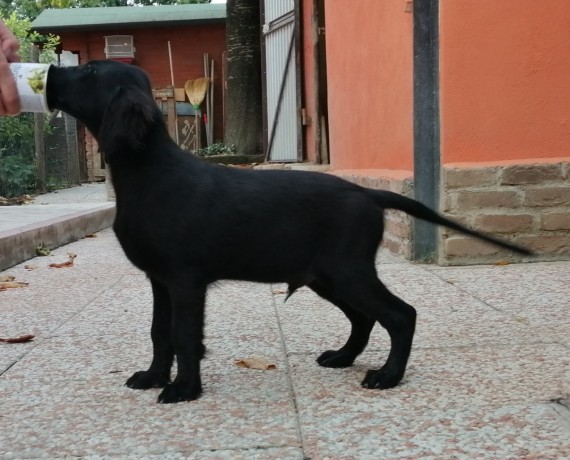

left=360, top=368, right=403, bottom=390
left=125, top=370, right=170, bottom=390
left=157, top=381, right=202, bottom=404
left=317, top=350, right=356, bottom=368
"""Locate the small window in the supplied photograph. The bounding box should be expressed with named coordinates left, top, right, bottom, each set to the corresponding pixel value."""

left=104, top=35, right=135, bottom=59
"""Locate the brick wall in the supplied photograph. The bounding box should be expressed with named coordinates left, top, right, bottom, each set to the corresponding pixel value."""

left=440, top=160, right=570, bottom=265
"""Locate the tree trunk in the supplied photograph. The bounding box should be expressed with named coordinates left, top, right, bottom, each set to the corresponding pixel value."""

left=224, top=0, right=262, bottom=155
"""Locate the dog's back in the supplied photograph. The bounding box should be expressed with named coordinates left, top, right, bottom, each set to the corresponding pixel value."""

left=112, top=148, right=384, bottom=286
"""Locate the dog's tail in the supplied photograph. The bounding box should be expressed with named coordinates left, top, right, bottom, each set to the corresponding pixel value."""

left=367, top=189, right=532, bottom=255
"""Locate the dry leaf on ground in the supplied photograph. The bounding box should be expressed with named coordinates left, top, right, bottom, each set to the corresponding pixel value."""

left=84, top=234, right=97, bottom=239
left=24, top=264, right=38, bottom=271
left=0, top=281, right=29, bottom=291
left=514, top=316, right=530, bottom=324
left=494, top=260, right=510, bottom=266
left=0, top=275, right=16, bottom=282
left=0, top=195, right=34, bottom=206
left=235, top=357, right=277, bottom=371
left=49, top=253, right=77, bottom=269
left=272, top=289, right=287, bottom=295
left=0, top=334, right=35, bottom=344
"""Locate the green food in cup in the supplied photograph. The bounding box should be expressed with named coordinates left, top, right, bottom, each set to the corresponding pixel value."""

left=27, top=69, right=46, bottom=94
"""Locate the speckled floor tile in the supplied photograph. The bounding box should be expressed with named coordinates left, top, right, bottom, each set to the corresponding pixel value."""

left=429, top=262, right=570, bottom=347
left=1, top=331, right=289, bottom=394
left=0, top=342, right=34, bottom=374
left=53, top=285, right=154, bottom=337
left=1, top=333, right=151, bottom=383
left=274, top=285, right=391, bottom=355
left=0, top=336, right=299, bottom=458
left=301, top=403, right=570, bottom=459
left=205, top=281, right=282, bottom=336
left=291, top=331, right=570, bottom=459
left=375, top=247, right=408, bottom=265
left=0, top=391, right=300, bottom=459
left=290, top=343, right=570, bottom=415
left=82, top=447, right=304, bottom=459
left=428, top=262, right=570, bottom=321
left=54, top=280, right=281, bottom=345
left=0, top=230, right=134, bottom=341
left=278, top=264, right=535, bottom=354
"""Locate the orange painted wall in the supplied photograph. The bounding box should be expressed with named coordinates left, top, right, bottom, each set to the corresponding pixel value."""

left=440, top=1, right=570, bottom=164
left=324, top=0, right=413, bottom=171
left=57, top=24, right=226, bottom=142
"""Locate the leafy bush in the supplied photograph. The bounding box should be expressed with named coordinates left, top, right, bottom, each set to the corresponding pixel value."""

left=0, top=113, right=37, bottom=197
left=0, top=154, right=36, bottom=197
left=194, top=143, right=237, bottom=157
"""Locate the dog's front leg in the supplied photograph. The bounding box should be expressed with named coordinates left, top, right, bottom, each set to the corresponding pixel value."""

left=126, top=278, right=174, bottom=390
left=157, top=282, right=206, bottom=404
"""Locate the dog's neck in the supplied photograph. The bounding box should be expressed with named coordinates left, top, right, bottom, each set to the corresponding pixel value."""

left=99, top=116, right=173, bottom=164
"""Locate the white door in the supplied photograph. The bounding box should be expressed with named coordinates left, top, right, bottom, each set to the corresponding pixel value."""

left=262, top=0, right=301, bottom=162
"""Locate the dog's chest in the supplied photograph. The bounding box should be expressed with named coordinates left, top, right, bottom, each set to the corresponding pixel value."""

left=113, top=219, right=159, bottom=273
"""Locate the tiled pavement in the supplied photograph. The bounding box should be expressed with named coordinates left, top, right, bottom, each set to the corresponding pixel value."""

left=0, top=189, right=569, bottom=459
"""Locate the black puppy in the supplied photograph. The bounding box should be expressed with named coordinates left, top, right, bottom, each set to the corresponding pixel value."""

left=47, top=61, right=530, bottom=404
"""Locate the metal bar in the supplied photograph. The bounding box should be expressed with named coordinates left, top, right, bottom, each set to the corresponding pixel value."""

left=413, top=0, right=440, bottom=262
left=263, top=10, right=295, bottom=35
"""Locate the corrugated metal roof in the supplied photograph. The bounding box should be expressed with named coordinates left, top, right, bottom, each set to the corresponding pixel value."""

left=32, top=4, right=226, bottom=31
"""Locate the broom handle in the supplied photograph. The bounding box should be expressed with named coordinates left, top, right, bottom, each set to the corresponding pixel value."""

left=210, top=59, right=214, bottom=147
left=203, top=53, right=210, bottom=147
left=168, top=41, right=179, bottom=144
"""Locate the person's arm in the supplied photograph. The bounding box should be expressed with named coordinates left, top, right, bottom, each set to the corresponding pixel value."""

left=0, top=20, right=20, bottom=115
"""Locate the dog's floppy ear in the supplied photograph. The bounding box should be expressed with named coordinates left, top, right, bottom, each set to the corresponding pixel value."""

left=99, top=86, right=157, bottom=161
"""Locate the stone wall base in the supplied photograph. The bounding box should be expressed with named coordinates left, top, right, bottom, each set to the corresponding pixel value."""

left=331, top=159, right=569, bottom=266
left=440, top=159, right=570, bottom=265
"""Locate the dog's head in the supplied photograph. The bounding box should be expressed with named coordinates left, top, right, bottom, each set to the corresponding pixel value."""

left=47, top=60, right=161, bottom=161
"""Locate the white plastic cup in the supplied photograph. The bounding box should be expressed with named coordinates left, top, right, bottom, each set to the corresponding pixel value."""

left=9, top=63, right=52, bottom=113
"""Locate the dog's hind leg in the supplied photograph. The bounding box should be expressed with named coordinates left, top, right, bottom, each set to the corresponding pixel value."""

left=330, top=268, right=417, bottom=390
left=309, top=279, right=375, bottom=368
left=157, top=281, right=206, bottom=404
left=126, top=278, right=174, bottom=390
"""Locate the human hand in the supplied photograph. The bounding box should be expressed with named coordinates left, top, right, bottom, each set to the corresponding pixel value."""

left=0, top=20, right=21, bottom=115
